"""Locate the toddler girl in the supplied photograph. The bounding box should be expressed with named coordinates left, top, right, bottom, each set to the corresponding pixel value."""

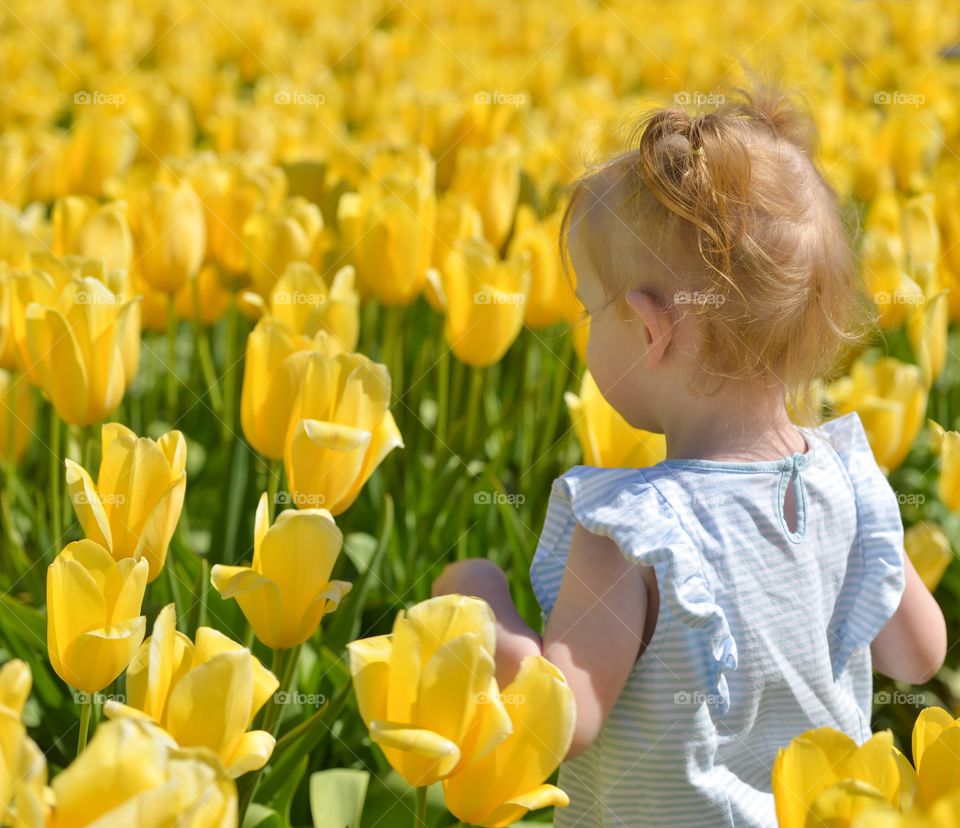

left=431, top=84, right=947, bottom=827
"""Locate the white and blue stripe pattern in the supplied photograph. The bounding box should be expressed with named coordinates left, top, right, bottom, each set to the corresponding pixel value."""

left=529, top=411, right=907, bottom=827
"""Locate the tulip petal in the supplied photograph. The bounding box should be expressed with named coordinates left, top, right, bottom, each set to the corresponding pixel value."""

left=25, top=302, right=89, bottom=425
left=63, top=616, right=147, bottom=694
left=192, top=627, right=279, bottom=719
left=346, top=634, right=392, bottom=725
left=164, top=650, right=254, bottom=766
left=210, top=565, right=286, bottom=650
left=479, top=784, right=571, bottom=828
left=913, top=706, right=956, bottom=771
left=221, top=730, right=276, bottom=778
left=368, top=720, right=461, bottom=787
left=64, top=458, right=112, bottom=550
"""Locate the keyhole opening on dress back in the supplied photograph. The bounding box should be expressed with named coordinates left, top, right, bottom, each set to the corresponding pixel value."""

left=782, top=473, right=799, bottom=535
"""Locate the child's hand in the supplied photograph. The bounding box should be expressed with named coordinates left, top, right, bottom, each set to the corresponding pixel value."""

left=431, top=558, right=508, bottom=601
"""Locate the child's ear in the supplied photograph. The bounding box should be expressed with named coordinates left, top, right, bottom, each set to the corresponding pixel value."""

left=624, top=289, right=674, bottom=368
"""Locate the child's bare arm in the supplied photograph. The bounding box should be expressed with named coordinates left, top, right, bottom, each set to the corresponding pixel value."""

left=542, top=522, right=647, bottom=760
left=869, top=553, right=947, bottom=684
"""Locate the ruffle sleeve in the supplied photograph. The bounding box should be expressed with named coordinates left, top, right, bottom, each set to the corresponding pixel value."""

left=820, top=411, right=907, bottom=681
left=546, top=466, right=739, bottom=719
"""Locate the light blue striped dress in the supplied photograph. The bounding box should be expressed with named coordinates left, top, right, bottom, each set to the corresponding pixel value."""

left=530, top=410, right=907, bottom=827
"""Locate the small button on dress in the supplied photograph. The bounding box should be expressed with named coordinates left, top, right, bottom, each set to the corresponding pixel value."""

left=529, top=411, right=907, bottom=827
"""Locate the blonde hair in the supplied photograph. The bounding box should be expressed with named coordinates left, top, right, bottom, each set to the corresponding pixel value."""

left=559, top=83, right=877, bottom=427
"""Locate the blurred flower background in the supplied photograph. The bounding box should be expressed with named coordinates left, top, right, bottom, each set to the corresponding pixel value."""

left=1, top=0, right=960, bottom=825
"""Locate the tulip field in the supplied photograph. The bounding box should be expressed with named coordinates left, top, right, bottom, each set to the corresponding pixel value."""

left=3, top=0, right=960, bottom=825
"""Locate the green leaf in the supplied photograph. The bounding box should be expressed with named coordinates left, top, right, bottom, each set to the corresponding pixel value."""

left=309, top=768, right=369, bottom=828
left=342, top=533, right=378, bottom=574
left=241, top=803, right=281, bottom=828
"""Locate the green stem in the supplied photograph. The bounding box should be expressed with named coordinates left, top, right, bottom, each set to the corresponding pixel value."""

left=266, top=458, right=281, bottom=522
left=222, top=292, right=239, bottom=440
left=166, top=295, right=178, bottom=423
left=414, top=785, right=428, bottom=828
left=435, top=346, right=450, bottom=453
left=77, top=697, right=92, bottom=755
left=165, top=550, right=183, bottom=617
left=465, top=367, right=485, bottom=455
left=194, top=282, right=223, bottom=414
left=49, top=410, right=62, bottom=556
left=238, top=643, right=301, bottom=824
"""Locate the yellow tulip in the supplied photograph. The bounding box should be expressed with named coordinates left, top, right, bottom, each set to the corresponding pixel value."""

left=206, top=158, right=288, bottom=285
left=825, top=356, right=927, bottom=474
left=103, top=604, right=278, bottom=777
left=772, top=727, right=902, bottom=828
left=571, top=316, right=589, bottom=362
left=565, top=370, right=666, bottom=468
left=0, top=660, right=49, bottom=828
left=508, top=206, right=580, bottom=329
left=0, top=368, right=34, bottom=464
left=911, top=707, right=960, bottom=809
left=284, top=349, right=404, bottom=514
left=241, top=319, right=343, bottom=461
left=23, top=275, right=140, bottom=426
left=347, top=594, right=513, bottom=787
left=450, top=137, right=521, bottom=250
left=243, top=197, right=329, bottom=297
left=430, top=237, right=530, bottom=367
left=336, top=145, right=436, bottom=306
left=51, top=196, right=133, bottom=271
left=904, top=521, right=952, bottom=593
left=442, top=656, right=574, bottom=827
left=426, top=192, right=485, bottom=313
left=242, top=263, right=359, bottom=350
left=64, top=113, right=137, bottom=198
left=65, top=423, right=187, bottom=582
left=211, top=492, right=352, bottom=649
left=127, top=179, right=206, bottom=295
left=174, top=263, right=232, bottom=327
left=49, top=717, right=237, bottom=827
left=928, top=419, right=960, bottom=512
left=46, top=540, right=148, bottom=694
left=0, top=202, right=44, bottom=273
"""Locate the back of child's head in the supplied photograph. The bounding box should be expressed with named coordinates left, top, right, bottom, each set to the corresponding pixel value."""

left=560, top=82, right=877, bottom=426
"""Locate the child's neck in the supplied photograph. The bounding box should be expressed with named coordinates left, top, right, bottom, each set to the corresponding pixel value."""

left=661, top=391, right=805, bottom=464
